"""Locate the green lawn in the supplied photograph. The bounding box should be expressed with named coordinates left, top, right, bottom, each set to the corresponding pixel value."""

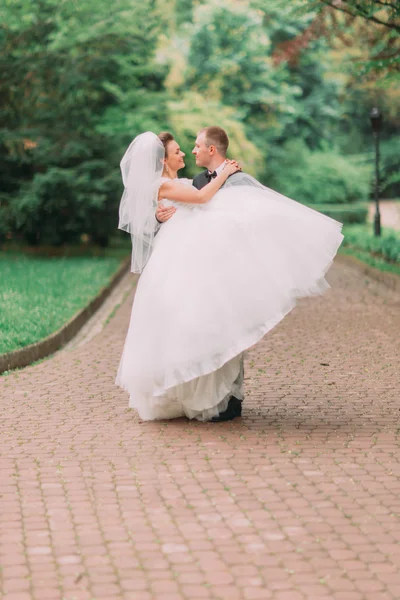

left=340, top=223, right=400, bottom=277
left=339, top=247, right=400, bottom=277
left=0, top=252, right=128, bottom=354
left=2, top=223, right=399, bottom=356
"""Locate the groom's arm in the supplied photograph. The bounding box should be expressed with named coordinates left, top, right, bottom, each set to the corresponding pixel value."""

left=155, top=203, right=176, bottom=225
left=223, top=171, right=260, bottom=188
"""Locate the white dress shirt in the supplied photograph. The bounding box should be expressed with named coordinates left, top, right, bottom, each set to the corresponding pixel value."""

left=208, top=160, right=227, bottom=177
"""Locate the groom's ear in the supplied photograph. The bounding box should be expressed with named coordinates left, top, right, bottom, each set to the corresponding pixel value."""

left=208, top=144, right=216, bottom=156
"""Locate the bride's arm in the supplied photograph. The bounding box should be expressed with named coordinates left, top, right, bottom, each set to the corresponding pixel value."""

left=159, top=161, right=240, bottom=205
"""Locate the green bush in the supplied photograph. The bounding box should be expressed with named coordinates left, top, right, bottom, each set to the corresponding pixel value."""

left=0, top=196, right=11, bottom=244
left=343, top=225, right=400, bottom=263
left=310, top=202, right=368, bottom=224
left=269, top=141, right=371, bottom=205
left=349, top=140, right=400, bottom=200
left=9, top=163, right=119, bottom=247
left=0, top=0, right=167, bottom=247
left=380, top=139, right=400, bottom=198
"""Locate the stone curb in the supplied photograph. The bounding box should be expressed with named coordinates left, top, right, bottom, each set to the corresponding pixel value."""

left=337, top=252, right=400, bottom=292
left=0, top=256, right=131, bottom=375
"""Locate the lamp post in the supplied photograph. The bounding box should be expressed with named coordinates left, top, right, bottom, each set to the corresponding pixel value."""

left=370, top=107, right=382, bottom=237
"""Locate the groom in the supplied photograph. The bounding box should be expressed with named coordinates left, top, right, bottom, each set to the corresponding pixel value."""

left=192, top=126, right=235, bottom=189
left=156, top=126, right=245, bottom=422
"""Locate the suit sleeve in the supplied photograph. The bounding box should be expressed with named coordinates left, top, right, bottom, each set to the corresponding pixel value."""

left=224, top=171, right=261, bottom=188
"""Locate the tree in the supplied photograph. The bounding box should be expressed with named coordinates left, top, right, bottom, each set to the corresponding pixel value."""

left=287, top=0, right=400, bottom=77
left=315, top=0, right=400, bottom=32
left=160, top=1, right=302, bottom=180
left=0, top=0, right=168, bottom=245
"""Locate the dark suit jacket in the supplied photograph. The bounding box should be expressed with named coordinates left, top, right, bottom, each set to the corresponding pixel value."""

left=192, top=170, right=241, bottom=190
left=192, top=170, right=210, bottom=190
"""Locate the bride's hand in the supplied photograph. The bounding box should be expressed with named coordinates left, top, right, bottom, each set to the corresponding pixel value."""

left=223, top=159, right=242, bottom=177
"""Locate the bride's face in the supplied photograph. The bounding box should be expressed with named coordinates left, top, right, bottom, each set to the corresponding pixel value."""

left=165, top=140, right=185, bottom=172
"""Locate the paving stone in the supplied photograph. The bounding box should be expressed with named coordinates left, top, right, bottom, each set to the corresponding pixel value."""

left=0, top=259, right=399, bottom=600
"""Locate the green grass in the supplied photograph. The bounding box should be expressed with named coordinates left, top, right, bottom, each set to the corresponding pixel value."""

left=340, top=223, right=400, bottom=277
left=339, top=247, right=400, bottom=277
left=0, top=248, right=129, bottom=354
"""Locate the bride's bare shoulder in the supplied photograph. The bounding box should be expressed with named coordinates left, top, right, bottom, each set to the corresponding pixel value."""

left=158, top=178, right=187, bottom=201
left=160, top=177, right=192, bottom=186
left=178, top=177, right=193, bottom=186
left=159, top=178, right=192, bottom=194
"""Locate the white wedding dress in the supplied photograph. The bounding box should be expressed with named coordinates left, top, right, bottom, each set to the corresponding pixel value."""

left=116, top=176, right=343, bottom=421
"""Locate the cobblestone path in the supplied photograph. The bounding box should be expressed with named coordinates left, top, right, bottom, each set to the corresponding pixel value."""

left=1, top=259, right=399, bottom=600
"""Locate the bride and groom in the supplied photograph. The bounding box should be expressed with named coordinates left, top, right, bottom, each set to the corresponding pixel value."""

left=115, top=126, right=344, bottom=422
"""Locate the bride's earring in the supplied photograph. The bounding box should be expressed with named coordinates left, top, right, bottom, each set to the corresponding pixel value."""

left=165, top=164, right=169, bottom=173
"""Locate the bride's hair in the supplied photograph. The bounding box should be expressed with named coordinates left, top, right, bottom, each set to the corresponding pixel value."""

left=158, top=131, right=174, bottom=156
left=199, top=126, right=229, bottom=157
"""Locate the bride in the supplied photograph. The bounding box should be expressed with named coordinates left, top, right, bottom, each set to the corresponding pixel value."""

left=115, top=131, right=343, bottom=422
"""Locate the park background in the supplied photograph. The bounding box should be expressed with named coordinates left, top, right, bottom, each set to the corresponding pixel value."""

left=0, top=0, right=399, bottom=356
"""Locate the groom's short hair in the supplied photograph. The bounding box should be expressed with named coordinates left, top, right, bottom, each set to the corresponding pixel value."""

left=200, top=126, right=229, bottom=157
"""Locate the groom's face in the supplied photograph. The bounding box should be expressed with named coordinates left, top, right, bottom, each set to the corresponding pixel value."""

left=192, top=132, right=212, bottom=169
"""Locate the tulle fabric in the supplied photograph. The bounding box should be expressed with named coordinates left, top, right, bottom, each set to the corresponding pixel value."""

left=116, top=178, right=343, bottom=420
left=118, top=132, right=164, bottom=273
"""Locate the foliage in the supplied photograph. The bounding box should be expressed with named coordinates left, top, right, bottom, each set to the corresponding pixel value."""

left=167, top=93, right=262, bottom=177
left=0, top=0, right=399, bottom=247
left=0, top=253, right=123, bottom=354
left=9, top=164, right=116, bottom=246
left=312, top=202, right=368, bottom=224
left=380, top=139, right=400, bottom=198
left=185, top=4, right=298, bottom=119
left=314, top=0, right=400, bottom=32
left=253, top=1, right=345, bottom=152
left=292, top=0, right=400, bottom=79
left=162, top=1, right=303, bottom=177
left=342, top=223, right=400, bottom=263
left=0, top=0, right=167, bottom=246
left=340, top=246, right=400, bottom=276
left=268, top=141, right=371, bottom=205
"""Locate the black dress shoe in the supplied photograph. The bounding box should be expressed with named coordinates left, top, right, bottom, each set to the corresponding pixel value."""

left=211, top=396, right=242, bottom=422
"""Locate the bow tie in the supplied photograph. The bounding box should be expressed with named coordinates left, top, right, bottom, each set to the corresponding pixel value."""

left=206, top=170, right=217, bottom=182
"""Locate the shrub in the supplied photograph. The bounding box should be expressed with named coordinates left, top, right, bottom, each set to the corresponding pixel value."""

left=310, top=202, right=368, bottom=224
left=0, top=196, right=12, bottom=244
left=9, top=163, right=119, bottom=247
left=343, top=225, right=400, bottom=263
left=0, top=0, right=167, bottom=247
left=269, top=141, right=371, bottom=205
left=380, top=139, right=400, bottom=198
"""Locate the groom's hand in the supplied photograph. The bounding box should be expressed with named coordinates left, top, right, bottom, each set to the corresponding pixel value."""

left=156, top=202, right=176, bottom=223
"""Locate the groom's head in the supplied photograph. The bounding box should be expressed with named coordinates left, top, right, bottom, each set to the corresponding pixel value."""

left=192, top=126, right=229, bottom=170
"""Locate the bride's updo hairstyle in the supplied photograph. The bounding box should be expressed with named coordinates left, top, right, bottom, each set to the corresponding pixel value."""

left=158, top=131, right=174, bottom=157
